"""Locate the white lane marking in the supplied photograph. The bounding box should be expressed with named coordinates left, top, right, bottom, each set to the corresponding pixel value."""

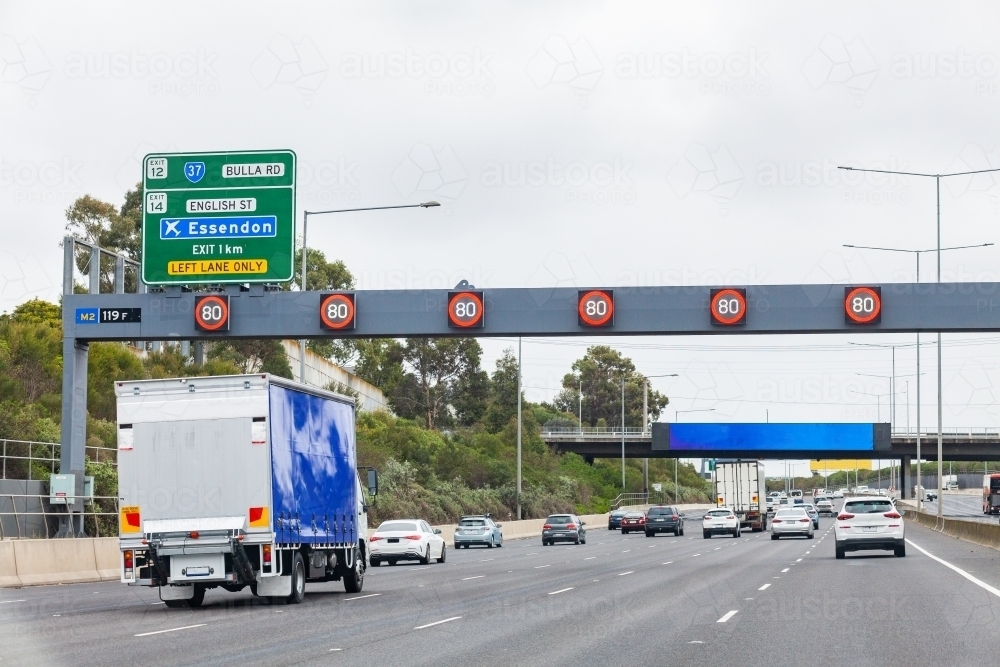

left=0, top=600, right=26, bottom=604
left=758, top=584, right=771, bottom=590
left=618, top=571, right=634, bottom=576
left=690, top=640, right=704, bottom=644
left=135, top=624, right=206, bottom=637
left=478, top=559, right=494, bottom=562
left=805, top=551, right=811, bottom=555
left=693, top=554, right=701, bottom=557
left=584, top=557, right=596, bottom=560
left=345, top=593, right=381, bottom=601
left=533, top=565, right=550, bottom=569
left=414, top=616, right=462, bottom=630
left=717, top=610, right=738, bottom=623
left=906, top=539, right=1000, bottom=598
left=149, top=602, right=165, bottom=605
left=663, top=561, right=673, bottom=565
left=781, top=568, right=790, bottom=573
left=460, top=576, right=484, bottom=581
left=549, top=587, right=574, bottom=595
left=622, top=550, right=631, bottom=553
left=649, top=545, right=656, bottom=548
left=796, top=558, right=802, bottom=562
left=329, top=648, right=343, bottom=651
left=525, top=552, right=538, bottom=556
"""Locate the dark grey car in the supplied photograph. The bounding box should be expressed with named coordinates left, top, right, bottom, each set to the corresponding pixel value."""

left=542, top=514, right=587, bottom=546
left=645, top=505, right=684, bottom=536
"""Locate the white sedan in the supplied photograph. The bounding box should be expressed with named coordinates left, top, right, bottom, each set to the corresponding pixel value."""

left=703, top=507, right=741, bottom=538
left=771, top=508, right=814, bottom=539
left=369, top=519, right=446, bottom=566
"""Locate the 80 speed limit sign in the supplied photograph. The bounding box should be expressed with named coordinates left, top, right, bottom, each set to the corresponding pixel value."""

left=578, top=290, right=614, bottom=327
left=319, top=293, right=356, bottom=330
left=710, top=288, right=747, bottom=326
left=845, top=286, right=881, bottom=324
left=447, top=290, right=484, bottom=328
left=194, top=294, right=230, bottom=331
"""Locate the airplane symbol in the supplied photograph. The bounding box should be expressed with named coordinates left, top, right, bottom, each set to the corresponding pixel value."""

left=163, top=219, right=180, bottom=237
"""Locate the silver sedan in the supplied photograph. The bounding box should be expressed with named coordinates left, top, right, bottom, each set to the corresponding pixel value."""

left=770, top=508, right=814, bottom=540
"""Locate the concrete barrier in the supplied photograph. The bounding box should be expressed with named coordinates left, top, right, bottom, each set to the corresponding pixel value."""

left=0, top=541, right=20, bottom=587
left=901, top=507, right=1000, bottom=551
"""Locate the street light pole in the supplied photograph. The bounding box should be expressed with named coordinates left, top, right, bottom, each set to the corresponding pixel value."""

left=842, top=163, right=1000, bottom=515
left=517, top=336, right=522, bottom=520
left=297, top=201, right=440, bottom=383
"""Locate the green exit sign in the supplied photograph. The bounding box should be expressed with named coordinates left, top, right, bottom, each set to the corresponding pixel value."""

left=141, top=150, right=296, bottom=285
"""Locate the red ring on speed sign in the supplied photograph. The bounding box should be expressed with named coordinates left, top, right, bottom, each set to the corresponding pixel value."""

left=710, top=288, right=747, bottom=326
left=448, top=291, right=484, bottom=328
left=194, top=295, right=230, bottom=331
left=578, top=290, right=614, bottom=327
left=845, top=286, right=881, bottom=324
left=319, top=293, right=355, bottom=330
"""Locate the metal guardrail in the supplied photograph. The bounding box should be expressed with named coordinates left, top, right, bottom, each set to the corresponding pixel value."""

left=0, top=494, right=120, bottom=539
left=610, top=491, right=664, bottom=510
left=0, top=439, right=117, bottom=481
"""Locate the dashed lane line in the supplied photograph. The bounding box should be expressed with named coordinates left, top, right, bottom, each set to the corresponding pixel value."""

left=135, top=624, right=206, bottom=638
left=460, top=576, right=484, bottom=581
left=549, top=587, right=574, bottom=596
left=717, top=610, right=738, bottom=623
left=781, top=568, right=789, bottom=573
left=344, top=593, right=381, bottom=601
left=414, top=617, right=462, bottom=630
left=758, top=584, right=771, bottom=590
left=618, top=571, right=634, bottom=576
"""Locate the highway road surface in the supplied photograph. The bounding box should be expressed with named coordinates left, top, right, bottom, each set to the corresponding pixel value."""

left=922, top=492, right=998, bottom=524
left=4, top=513, right=1000, bottom=666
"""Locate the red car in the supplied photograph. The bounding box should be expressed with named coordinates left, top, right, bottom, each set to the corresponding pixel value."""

left=620, top=512, right=646, bottom=534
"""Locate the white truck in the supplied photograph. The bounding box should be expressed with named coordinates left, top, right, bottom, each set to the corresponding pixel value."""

left=714, top=460, right=767, bottom=532
left=116, top=374, right=377, bottom=607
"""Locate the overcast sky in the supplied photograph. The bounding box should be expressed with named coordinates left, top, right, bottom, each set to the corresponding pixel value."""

left=3, top=2, right=1000, bottom=476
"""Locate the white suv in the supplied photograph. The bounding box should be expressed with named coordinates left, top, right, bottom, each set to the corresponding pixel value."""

left=703, top=507, right=741, bottom=538
left=835, top=496, right=905, bottom=559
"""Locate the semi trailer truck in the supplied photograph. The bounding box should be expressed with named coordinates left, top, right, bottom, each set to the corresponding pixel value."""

left=116, top=374, right=376, bottom=607
left=714, top=460, right=767, bottom=531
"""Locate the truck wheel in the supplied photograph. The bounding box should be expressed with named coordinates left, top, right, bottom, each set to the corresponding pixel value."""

left=286, top=552, right=305, bottom=604
left=343, top=548, right=364, bottom=593
left=188, top=584, right=205, bottom=608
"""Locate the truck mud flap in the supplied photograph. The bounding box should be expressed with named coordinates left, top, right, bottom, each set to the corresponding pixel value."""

left=230, top=539, right=256, bottom=585
left=149, top=548, right=171, bottom=587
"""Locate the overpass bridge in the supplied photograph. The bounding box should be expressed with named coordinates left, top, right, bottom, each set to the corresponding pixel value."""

left=542, top=425, right=1000, bottom=461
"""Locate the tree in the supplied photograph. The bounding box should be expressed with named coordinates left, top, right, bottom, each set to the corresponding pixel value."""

left=11, top=299, right=61, bottom=327
left=351, top=339, right=405, bottom=392
left=87, top=343, right=145, bottom=422
left=64, top=184, right=143, bottom=292
left=391, top=338, right=486, bottom=429
left=553, top=345, right=668, bottom=428
left=485, top=348, right=519, bottom=433
left=208, top=340, right=292, bottom=378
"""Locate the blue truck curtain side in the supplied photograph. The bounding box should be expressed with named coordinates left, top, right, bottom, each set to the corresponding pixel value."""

left=269, top=384, right=357, bottom=545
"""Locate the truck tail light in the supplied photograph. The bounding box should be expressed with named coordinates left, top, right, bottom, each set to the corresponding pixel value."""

left=263, top=544, right=272, bottom=564
left=124, top=550, right=134, bottom=572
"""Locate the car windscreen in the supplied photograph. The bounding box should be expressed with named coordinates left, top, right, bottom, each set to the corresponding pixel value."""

left=377, top=522, right=418, bottom=532
left=460, top=520, right=486, bottom=526
left=547, top=515, right=573, bottom=523
left=844, top=500, right=894, bottom=514
left=648, top=508, right=674, bottom=516
left=707, top=510, right=730, bottom=517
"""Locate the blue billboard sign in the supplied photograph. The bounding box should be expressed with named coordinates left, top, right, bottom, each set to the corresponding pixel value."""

left=653, top=423, right=889, bottom=453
